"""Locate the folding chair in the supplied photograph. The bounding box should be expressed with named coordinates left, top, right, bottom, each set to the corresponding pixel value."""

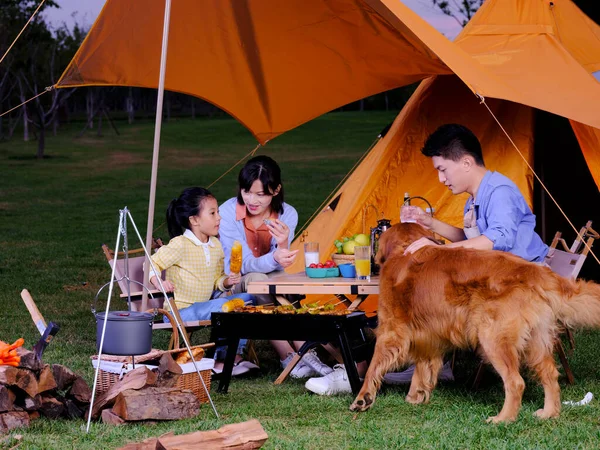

left=545, top=220, right=598, bottom=384
left=101, top=239, right=166, bottom=311
left=100, top=241, right=259, bottom=359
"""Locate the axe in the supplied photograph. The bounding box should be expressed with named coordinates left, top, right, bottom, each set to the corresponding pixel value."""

left=20, top=289, right=60, bottom=361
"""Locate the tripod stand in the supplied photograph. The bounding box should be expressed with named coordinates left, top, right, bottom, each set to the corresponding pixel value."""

left=86, top=207, right=219, bottom=433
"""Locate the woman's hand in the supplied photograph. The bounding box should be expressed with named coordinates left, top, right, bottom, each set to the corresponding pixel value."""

left=404, top=237, right=438, bottom=255
left=150, top=276, right=174, bottom=293
left=225, top=272, right=242, bottom=288
left=274, top=248, right=299, bottom=268
left=266, top=219, right=290, bottom=249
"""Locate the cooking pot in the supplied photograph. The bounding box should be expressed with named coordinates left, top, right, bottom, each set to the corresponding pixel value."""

left=94, top=311, right=154, bottom=356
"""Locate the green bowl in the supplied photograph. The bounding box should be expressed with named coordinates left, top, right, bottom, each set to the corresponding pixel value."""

left=305, top=267, right=340, bottom=278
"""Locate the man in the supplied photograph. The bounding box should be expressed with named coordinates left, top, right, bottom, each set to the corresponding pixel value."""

left=384, top=123, right=549, bottom=385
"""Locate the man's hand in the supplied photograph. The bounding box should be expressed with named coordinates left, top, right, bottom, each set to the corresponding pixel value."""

left=151, top=276, right=174, bottom=292
left=226, top=272, right=242, bottom=288
left=404, top=237, right=438, bottom=255
left=274, top=248, right=299, bottom=268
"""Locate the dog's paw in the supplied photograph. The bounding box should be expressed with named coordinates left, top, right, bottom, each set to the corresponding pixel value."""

left=406, top=389, right=429, bottom=405
left=350, top=393, right=374, bottom=412
left=533, top=408, right=559, bottom=419
left=486, top=414, right=516, bottom=424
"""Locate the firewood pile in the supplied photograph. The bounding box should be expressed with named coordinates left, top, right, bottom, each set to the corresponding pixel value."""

left=0, top=346, right=92, bottom=433
left=93, top=353, right=203, bottom=425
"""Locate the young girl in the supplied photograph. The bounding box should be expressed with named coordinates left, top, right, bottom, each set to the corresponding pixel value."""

left=219, top=155, right=332, bottom=379
left=149, top=187, right=256, bottom=375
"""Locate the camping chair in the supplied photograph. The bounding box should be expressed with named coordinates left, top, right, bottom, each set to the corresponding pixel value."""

left=101, top=239, right=166, bottom=311
left=100, top=241, right=259, bottom=361
left=472, top=221, right=598, bottom=388
left=101, top=240, right=209, bottom=349
left=544, top=220, right=599, bottom=384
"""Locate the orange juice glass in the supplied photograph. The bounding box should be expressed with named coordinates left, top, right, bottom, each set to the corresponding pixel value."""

left=354, top=246, right=371, bottom=281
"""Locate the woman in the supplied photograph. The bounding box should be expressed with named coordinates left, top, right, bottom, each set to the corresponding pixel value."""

left=219, top=155, right=331, bottom=379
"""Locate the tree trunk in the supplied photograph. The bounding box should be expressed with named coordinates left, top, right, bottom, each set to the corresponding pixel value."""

left=165, top=92, right=171, bottom=122
left=37, top=125, right=45, bottom=159
left=127, top=87, right=135, bottom=124
left=86, top=90, right=94, bottom=129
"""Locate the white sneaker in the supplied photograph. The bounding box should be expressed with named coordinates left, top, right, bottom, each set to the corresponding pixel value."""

left=281, top=352, right=319, bottom=379
left=305, top=364, right=352, bottom=395
left=301, top=349, right=333, bottom=376
left=383, top=361, right=454, bottom=385
left=232, top=360, right=260, bottom=376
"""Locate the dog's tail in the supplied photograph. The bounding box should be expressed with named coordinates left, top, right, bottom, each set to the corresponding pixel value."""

left=550, top=277, right=600, bottom=329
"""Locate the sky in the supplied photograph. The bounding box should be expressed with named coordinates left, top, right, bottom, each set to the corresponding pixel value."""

left=42, top=0, right=463, bottom=39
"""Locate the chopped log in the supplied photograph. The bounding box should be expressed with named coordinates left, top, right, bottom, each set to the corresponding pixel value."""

left=64, top=399, right=85, bottom=419
left=37, top=365, right=58, bottom=393
left=0, top=366, right=39, bottom=397
left=118, top=420, right=268, bottom=450
left=101, top=408, right=126, bottom=426
left=117, top=433, right=175, bottom=450
left=52, top=364, right=77, bottom=391
left=0, top=411, right=30, bottom=433
left=92, top=366, right=158, bottom=418
left=39, top=394, right=65, bottom=419
left=15, top=347, right=42, bottom=372
left=0, top=385, right=15, bottom=412
left=112, top=387, right=199, bottom=421
left=68, top=376, right=91, bottom=403
left=16, top=394, right=41, bottom=412
left=156, top=354, right=182, bottom=388
left=156, top=419, right=267, bottom=449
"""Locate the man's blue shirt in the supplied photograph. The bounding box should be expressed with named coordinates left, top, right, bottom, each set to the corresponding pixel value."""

left=465, top=171, right=548, bottom=262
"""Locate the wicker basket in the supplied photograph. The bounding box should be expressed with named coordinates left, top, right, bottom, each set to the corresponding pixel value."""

left=93, top=359, right=213, bottom=404
left=332, top=253, right=355, bottom=266
left=92, top=308, right=213, bottom=404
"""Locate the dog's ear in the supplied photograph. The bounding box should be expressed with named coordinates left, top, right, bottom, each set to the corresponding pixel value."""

left=376, top=226, right=402, bottom=265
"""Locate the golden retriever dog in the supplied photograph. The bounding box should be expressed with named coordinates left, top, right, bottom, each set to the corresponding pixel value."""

left=350, top=223, right=600, bottom=423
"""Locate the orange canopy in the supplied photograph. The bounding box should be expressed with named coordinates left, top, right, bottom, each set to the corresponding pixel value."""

left=57, top=0, right=600, bottom=144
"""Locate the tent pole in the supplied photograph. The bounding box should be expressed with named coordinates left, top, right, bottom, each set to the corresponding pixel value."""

left=142, top=0, right=172, bottom=312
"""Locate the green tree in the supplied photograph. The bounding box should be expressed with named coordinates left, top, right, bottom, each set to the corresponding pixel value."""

left=430, top=0, right=485, bottom=27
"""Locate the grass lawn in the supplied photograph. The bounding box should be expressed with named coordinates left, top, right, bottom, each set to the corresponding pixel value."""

left=1, top=112, right=600, bottom=449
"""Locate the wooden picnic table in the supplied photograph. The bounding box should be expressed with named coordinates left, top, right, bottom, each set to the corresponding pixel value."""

left=246, top=271, right=379, bottom=310
left=211, top=272, right=379, bottom=394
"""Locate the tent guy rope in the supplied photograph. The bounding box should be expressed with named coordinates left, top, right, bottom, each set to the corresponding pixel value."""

left=476, top=93, right=600, bottom=266
left=0, top=0, right=47, bottom=66
left=0, top=86, right=53, bottom=118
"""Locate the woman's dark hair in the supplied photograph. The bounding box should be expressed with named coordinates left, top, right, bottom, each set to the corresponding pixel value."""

left=236, top=155, right=284, bottom=214
left=166, top=187, right=215, bottom=238
left=421, top=124, right=485, bottom=167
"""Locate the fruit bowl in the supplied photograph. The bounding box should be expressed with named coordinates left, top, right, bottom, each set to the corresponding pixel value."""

left=338, top=263, right=356, bottom=278
left=305, top=267, right=340, bottom=278
left=332, top=253, right=355, bottom=266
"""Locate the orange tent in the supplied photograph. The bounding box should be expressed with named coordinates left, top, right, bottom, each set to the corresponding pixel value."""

left=284, top=0, right=600, bottom=284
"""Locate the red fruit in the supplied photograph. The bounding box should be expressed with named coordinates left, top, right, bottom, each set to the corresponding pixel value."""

left=324, top=261, right=334, bottom=268
left=317, top=263, right=324, bottom=268
left=309, top=263, right=317, bottom=268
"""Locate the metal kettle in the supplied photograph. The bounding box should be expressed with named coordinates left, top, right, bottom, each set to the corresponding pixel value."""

left=370, top=218, right=391, bottom=275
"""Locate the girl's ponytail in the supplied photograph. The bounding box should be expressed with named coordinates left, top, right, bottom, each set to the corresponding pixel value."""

left=166, top=197, right=183, bottom=238
left=165, top=187, right=215, bottom=238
